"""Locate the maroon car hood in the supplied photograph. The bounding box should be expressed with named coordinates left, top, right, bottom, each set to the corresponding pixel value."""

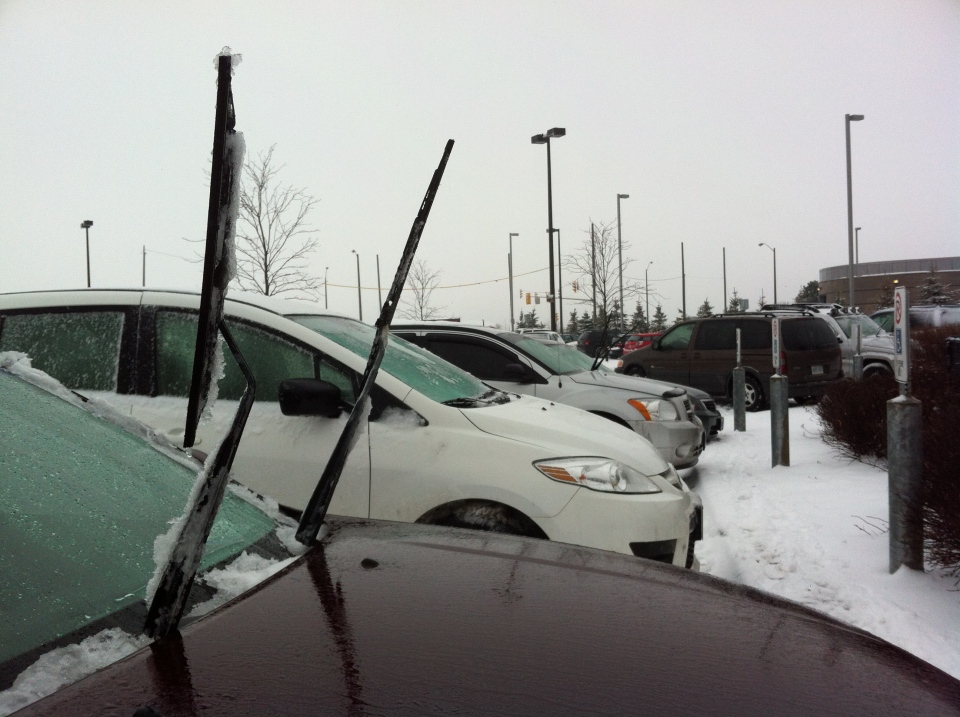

left=17, top=519, right=960, bottom=716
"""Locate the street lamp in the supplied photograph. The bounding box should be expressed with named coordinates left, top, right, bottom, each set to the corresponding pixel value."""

left=855, top=226, right=861, bottom=265
left=531, top=127, right=566, bottom=331
left=759, top=242, right=777, bottom=304
left=508, top=232, right=519, bottom=331
left=376, top=254, right=383, bottom=309
left=616, top=194, right=629, bottom=331
left=324, top=266, right=329, bottom=309
left=645, top=261, right=653, bottom=327
left=845, top=113, right=864, bottom=308
left=351, top=250, right=362, bottom=321
left=80, top=220, right=93, bottom=288
left=555, top=228, right=563, bottom=330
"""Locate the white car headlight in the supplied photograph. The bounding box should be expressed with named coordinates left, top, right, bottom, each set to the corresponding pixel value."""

left=628, top=398, right=678, bottom=421
left=534, top=457, right=662, bottom=494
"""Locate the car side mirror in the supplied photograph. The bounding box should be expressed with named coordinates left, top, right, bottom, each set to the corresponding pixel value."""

left=279, top=378, right=343, bottom=418
left=838, top=336, right=843, bottom=344
left=651, top=338, right=661, bottom=350
left=503, top=363, right=533, bottom=383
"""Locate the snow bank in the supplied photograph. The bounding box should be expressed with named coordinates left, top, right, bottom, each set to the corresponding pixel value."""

left=694, top=405, right=960, bottom=679
left=0, top=629, right=148, bottom=716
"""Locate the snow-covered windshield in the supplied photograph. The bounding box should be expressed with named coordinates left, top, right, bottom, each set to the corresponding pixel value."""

left=834, top=315, right=884, bottom=338
left=507, top=336, right=611, bottom=376
left=287, top=315, right=488, bottom=404
left=0, top=364, right=290, bottom=702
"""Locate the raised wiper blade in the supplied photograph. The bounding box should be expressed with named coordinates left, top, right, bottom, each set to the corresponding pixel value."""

left=442, top=396, right=483, bottom=407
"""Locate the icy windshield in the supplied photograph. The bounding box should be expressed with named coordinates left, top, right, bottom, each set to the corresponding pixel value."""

left=508, top=336, right=611, bottom=375
left=288, top=315, right=489, bottom=404
left=834, top=315, right=884, bottom=338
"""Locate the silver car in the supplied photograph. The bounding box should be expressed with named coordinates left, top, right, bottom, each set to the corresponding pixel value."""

left=393, top=323, right=705, bottom=468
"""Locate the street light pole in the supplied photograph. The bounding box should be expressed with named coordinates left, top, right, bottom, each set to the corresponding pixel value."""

left=81, top=220, right=93, bottom=288
left=759, top=242, right=777, bottom=304
left=616, top=194, right=629, bottom=331
left=590, top=222, right=596, bottom=321
left=556, top=228, right=563, bottom=330
left=531, top=127, right=566, bottom=331
left=351, top=250, right=362, bottom=321
left=846, top=113, right=865, bottom=308
left=508, top=232, right=518, bottom=331
left=324, top=266, right=329, bottom=309
left=376, top=254, right=382, bottom=309
left=645, top=261, right=653, bottom=327
left=142, top=245, right=146, bottom=287
left=855, top=226, right=861, bottom=265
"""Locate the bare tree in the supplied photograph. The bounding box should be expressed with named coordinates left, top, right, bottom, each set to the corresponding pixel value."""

left=234, top=145, right=321, bottom=297
left=565, top=220, right=648, bottom=325
left=401, top=259, right=446, bottom=320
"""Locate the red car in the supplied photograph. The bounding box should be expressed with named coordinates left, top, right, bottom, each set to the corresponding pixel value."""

left=624, top=332, right=661, bottom=353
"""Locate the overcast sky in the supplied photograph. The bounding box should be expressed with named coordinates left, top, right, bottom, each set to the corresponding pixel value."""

left=1, top=0, right=957, bottom=327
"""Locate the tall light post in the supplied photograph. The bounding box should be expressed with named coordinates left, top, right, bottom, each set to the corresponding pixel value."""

left=142, top=245, right=146, bottom=287
left=616, top=194, right=629, bottom=331
left=376, top=254, right=383, bottom=309
left=855, top=226, right=861, bottom=265
left=590, top=222, right=597, bottom=321
left=531, top=127, right=565, bottom=331
left=351, top=250, right=362, bottom=321
left=508, top=232, right=519, bottom=331
left=324, top=266, right=329, bottom=309
left=80, top=220, right=93, bottom=287
left=759, top=242, right=777, bottom=304
left=556, top=228, right=563, bottom=330
left=846, top=113, right=864, bottom=308
left=645, top=261, right=653, bottom=327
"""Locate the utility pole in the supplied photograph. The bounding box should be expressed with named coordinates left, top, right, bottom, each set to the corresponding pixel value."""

left=376, top=254, right=382, bottom=309
left=681, top=242, right=686, bottom=319
left=590, top=222, right=596, bottom=321
left=508, top=232, right=518, bottom=331
left=556, top=228, right=563, bottom=330
left=324, top=267, right=329, bottom=309
left=723, top=247, right=727, bottom=312
left=142, top=245, right=146, bottom=287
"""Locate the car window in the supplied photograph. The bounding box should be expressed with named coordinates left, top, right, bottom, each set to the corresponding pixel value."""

left=0, top=369, right=278, bottom=669
left=511, top=336, right=609, bottom=374
left=872, top=312, right=893, bottom=332
left=155, top=311, right=319, bottom=401
left=659, top=323, right=695, bottom=350
left=287, top=315, right=487, bottom=403
left=693, top=320, right=737, bottom=350
left=781, top=318, right=837, bottom=350
left=0, top=311, right=124, bottom=391
left=739, top=319, right=771, bottom=350
left=426, top=336, right=517, bottom=381
left=834, top=315, right=883, bottom=338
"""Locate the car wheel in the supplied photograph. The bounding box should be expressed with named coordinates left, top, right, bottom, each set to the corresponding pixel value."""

left=744, top=375, right=765, bottom=412
left=624, top=364, right=646, bottom=377
left=418, top=500, right=547, bottom=539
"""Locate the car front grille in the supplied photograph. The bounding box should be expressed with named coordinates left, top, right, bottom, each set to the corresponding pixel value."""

left=702, top=399, right=716, bottom=412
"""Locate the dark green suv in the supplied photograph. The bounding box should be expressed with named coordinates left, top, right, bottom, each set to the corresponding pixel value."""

left=615, top=312, right=842, bottom=410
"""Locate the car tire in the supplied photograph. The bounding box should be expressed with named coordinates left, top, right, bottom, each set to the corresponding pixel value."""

left=418, top=500, right=547, bottom=539
left=624, top=364, right=646, bottom=377
left=744, top=375, right=765, bottom=412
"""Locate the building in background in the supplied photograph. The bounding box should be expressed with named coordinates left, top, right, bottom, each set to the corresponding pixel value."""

left=818, top=256, right=960, bottom=314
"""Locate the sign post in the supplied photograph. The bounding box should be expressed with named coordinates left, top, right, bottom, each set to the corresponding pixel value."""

left=769, top=317, right=789, bottom=466
left=732, top=328, right=745, bottom=431
left=888, top=286, right=922, bottom=573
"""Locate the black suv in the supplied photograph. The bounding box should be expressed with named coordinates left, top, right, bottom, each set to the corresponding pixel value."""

left=577, top=329, right=616, bottom=357
left=616, top=312, right=842, bottom=410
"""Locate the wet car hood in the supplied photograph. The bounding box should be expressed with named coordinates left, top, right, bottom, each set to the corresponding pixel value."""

left=459, top=393, right=669, bottom=476
left=18, top=518, right=960, bottom=716
left=568, top=369, right=686, bottom=397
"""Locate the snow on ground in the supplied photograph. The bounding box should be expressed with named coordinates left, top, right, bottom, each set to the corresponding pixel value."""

left=685, top=404, right=960, bottom=679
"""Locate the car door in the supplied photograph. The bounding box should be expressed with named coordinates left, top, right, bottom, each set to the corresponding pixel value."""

left=645, top=322, right=695, bottom=385
left=133, top=307, right=370, bottom=517
left=422, top=332, right=538, bottom=397
left=689, top=319, right=737, bottom=394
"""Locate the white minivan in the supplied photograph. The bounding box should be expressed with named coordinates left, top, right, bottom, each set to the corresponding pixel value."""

left=0, top=289, right=700, bottom=567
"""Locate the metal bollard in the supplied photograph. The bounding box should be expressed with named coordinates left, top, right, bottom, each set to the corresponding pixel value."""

left=769, top=375, right=790, bottom=466
left=732, top=367, right=746, bottom=432
left=887, top=395, right=923, bottom=573
left=852, top=323, right=863, bottom=380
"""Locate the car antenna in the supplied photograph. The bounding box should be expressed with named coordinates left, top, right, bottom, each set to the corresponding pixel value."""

left=296, top=139, right=455, bottom=546
left=145, top=50, right=256, bottom=639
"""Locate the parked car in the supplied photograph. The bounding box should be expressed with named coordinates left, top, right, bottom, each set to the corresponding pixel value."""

left=616, top=312, right=842, bottom=411
left=392, top=322, right=704, bottom=468
left=609, top=332, right=661, bottom=359
left=872, top=304, right=960, bottom=332
left=4, top=356, right=960, bottom=716
left=0, top=290, right=699, bottom=566
left=576, top=328, right=617, bottom=357
left=518, top=329, right=565, bottom=344
left=763, top=303, right=894, bottom=378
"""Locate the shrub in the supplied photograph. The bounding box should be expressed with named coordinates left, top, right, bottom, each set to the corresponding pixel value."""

left=816, top=328, right=960, bottom=575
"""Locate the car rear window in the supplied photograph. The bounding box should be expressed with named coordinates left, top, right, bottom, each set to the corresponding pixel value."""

left=694, top=320, right=738, bottom=350
left=781, top=318, right=837, bottom=351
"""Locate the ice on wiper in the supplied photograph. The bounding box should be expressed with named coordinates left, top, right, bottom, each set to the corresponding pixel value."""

left=0, top=629, right=148, bottom=716
left=378, top=406, right=428, bottom=428
left=215, top=45, right=242, bottom=72
left=186, top=551, right=297, bottom=619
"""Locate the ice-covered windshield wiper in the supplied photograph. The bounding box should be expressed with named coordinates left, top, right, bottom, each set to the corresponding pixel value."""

left=442, top=388, right=511, bottom=408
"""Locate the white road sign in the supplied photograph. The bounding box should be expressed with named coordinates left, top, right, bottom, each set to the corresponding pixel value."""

left=893, top=286, right=910, bottom=384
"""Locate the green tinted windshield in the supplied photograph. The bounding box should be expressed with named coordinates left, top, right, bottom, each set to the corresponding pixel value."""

left=834, top=315, right=883, bottom=338
left=511, top=337, right=609, bottom=375
left=288, top=315, right=488, bottom=403
left=0, top=370, right=277, bottom=666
